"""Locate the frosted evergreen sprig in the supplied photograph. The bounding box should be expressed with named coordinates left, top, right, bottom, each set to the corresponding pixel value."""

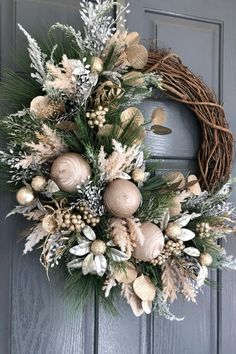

left=50, top=23, right=84, bottom=53
left=80, top=0, right=130, bottom=55
left=18, top=24, right=47, bottom=85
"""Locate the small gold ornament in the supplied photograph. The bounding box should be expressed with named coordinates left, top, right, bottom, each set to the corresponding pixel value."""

left=199, top=252, right=213, bottom=266
left=31, top=176, right=47, bottom=192
left=16, top=187, right=35, bottom=206
left=122, top=71, right=145, bottom=87
left=165, top=222, right=182, bottom=240
left=120, top=107, right=144, bottom=126
left=60, top=211, right=86, bottom=232
left=90, top=240, right=106, bottom=255
left=103, top=179, right=142, bottom=218
left=51, top=153, right=91, bottom=192
left=86, top=105, right=109, bottom=129
left=114, top=262, right=138, bottom=284
left=42, top=214, right=58, bottom=234
left=30, top=96, right=64, bottom=120
left=91, top=57, right=104, bottom=73
left=133, top=275, right=156, bottom=302
left=132, top=168, right=146, bottom=183
left=133, top=222, right=164, bottom=262
left=126, top=44, right=148, bottom=69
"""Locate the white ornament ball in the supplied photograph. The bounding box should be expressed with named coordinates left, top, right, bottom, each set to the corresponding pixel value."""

left=31, top=176, right=47, bottom=192
left=51, top=153, right=91, bottom=192
left=133, top=222, right=164, bottom=261
left=103, top=179, right=142, bottom=218
left=199, top=252, right=213, bottom=266
left=16, top=187, right=35, bottom=206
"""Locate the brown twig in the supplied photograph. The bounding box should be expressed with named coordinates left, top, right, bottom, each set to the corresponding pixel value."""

left=145, top=49, right=234, bottom=191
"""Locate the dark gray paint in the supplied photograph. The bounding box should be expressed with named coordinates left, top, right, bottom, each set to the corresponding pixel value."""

left=0, top=0, right=236, bottom=353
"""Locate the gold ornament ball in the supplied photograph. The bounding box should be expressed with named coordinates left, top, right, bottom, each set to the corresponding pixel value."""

left=16, top=187, right=35, bottom=206
left=91, top=57, right=104, bottom=73
left=165, top=222, right=182, bottom=239
left=103, top=179, right=142, bottom=218
left=31, top=176, right=47, bottom=192
left=51, top=153, right=91, bottom=192
left=133, top=222, right=164, bottom=261
left=90, top=240, right=106, bottom=255
left=199, top=252, right=213, bottom=266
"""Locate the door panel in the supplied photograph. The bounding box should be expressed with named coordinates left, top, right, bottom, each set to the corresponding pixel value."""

left=1, top=0, right=236, bottom=353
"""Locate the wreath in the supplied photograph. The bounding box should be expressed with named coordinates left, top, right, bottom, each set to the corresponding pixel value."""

left=0, top=0, right=236, bottom=319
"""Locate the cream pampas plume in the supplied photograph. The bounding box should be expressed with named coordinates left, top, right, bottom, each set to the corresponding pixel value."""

left=109, top=217, right=143, bottom=258
left=16, top=124, right=68, bottom=168
left=98, top=139, right=142, bottom=182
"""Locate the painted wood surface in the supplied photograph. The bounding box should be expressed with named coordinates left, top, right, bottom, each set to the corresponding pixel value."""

left=0, top=0, right=236, bottom=353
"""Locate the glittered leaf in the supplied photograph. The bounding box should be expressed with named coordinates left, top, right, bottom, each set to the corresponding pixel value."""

left=69, top=241, right=91, bottom=256
left=82, top=225, right=96, bottom=241
left=94, top=255, right=107, bottom=277
left=82, top=253, right=94, bottom=275
left=151, top=125, right=172, bottom=135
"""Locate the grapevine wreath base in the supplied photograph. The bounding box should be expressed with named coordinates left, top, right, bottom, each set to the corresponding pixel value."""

left=0, top=0, right=236, bottom=319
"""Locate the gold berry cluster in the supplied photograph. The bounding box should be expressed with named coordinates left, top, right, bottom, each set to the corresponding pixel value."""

left=151, top=240, right=185, bottom=266
left=196, top=222, right=211, bottom=238
left=75, top=203, right=100, bottom=228
left=86, top=105, right=109, bottom=128
left=61, top=212, right=86, bottom=232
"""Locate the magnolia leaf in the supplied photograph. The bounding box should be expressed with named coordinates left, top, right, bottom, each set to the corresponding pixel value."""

left=197, top=265, right=208, bottom=287
left=82, top=253, right=94, bottom=275
left=82, top=225, right=96, bottom=241
left=175, top=215, right=192, bottom=227
left=69, top=241, right=91, bottom=256
left=151, top=125, right=172, bottom=135
left=67, top=258, right=83, bottom=270
left=177, top=228, right=195, bottom=241
left=142, top=300, right=152, bottom=314
left=110, top=248, right=130, bottom=262
left=94, top=255, right=107, bottom=277
left=184, top=247, right=200, bottom=257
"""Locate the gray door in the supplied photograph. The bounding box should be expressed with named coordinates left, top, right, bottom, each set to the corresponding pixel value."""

left=0, top=0, right=236, bottom=353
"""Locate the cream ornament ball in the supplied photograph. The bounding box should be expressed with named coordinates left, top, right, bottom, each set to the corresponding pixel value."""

left=103, top=179, right=142, bottom=218
left=133, top=222, right=165, bottom=262
left=16, top=187, right=35, bottom=206
left=51, top=153, right=91, bottom=192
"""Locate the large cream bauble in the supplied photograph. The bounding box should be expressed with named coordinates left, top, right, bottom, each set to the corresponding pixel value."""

left=103, top=179, right=141, bottom=218
left=133, top=222, right=164, bottom=261
left=50, top=153, right=91, bottom=192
